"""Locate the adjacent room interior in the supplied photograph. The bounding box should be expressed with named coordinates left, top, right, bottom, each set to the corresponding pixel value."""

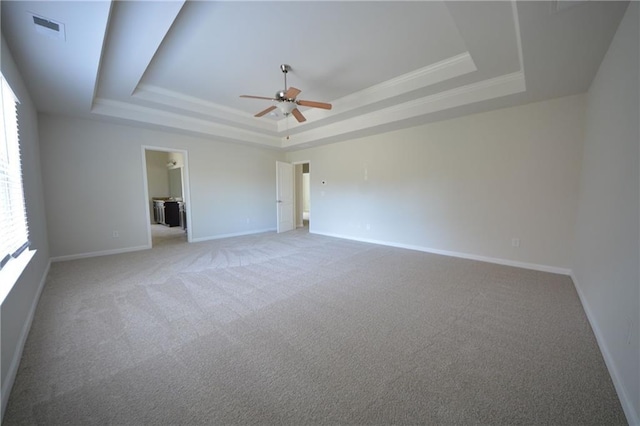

left=144, top=148, right=189, bottom=247
left=0, top=1, right=638, bottom=424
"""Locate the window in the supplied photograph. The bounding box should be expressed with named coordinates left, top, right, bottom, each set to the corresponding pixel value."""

left=0, top=73, right=30, bottom=271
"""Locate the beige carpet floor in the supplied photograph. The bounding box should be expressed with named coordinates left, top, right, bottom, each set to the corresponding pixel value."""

left=4, top=227, right=626, bottom=425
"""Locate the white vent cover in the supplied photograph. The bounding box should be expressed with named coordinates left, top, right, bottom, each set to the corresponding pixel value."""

left=30, top=13, right=65, bottom=41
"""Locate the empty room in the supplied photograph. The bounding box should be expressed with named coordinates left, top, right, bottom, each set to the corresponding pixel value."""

left=1, top=1, right=638, bottom=424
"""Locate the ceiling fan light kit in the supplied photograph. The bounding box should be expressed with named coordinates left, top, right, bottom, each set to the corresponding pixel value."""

left=240, top=64, right=332, bottom=125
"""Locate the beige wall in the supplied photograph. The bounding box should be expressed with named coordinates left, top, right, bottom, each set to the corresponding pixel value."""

left=287, top=94, right=586, bottom=272
left=571, top=3, right=639, bottom=423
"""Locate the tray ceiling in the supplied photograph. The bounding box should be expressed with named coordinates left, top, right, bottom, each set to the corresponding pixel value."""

left=1, top=1, right=629, bottom=150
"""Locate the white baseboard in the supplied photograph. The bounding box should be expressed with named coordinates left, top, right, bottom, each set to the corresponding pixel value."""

left=51, top=229, right=279, bottom=260
left=50, top=245, right=151, bottom=262
left=571, top=273, right=639, bottom=426
left=311, top=229, right=635, bottom=423
left=1, top=259, right=50, bottom=421
left=312, top=231, right=571, bottom=275
left=191, top=228, right=276, bottom=243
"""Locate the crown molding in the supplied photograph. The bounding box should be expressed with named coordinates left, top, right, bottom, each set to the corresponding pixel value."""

left=277, top=52, right=477, bottom=132
left=133, top=84, right=278, bottom=132
left=91, top=98, right=281, bottom=148
left=282, top=71, right=526, bottom=148
left=511, top=0, right=524, bottom=72
left=91, top=69, right=525, bottom=150
left=127, top=52, right=476, bottom=136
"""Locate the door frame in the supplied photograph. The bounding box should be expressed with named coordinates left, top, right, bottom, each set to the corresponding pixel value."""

left=141, top=145, right=193, bottom=246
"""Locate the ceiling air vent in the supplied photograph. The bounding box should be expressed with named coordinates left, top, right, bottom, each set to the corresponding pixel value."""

left=30, top=13, right=65, bottom=41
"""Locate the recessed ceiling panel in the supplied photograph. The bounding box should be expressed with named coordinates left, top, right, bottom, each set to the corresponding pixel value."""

left=139, top=1, right=467, bottom=113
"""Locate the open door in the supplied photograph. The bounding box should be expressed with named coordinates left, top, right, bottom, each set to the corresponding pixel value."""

left=276, top=161, right=295, bottom=233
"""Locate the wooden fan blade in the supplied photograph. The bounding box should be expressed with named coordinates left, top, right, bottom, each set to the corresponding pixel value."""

left=291, top=108, right=306, bottom=123
left=284, top=87, right=301, bottom=99
left=255, top=105, right=277, bottom=117
left=297, top=100, right=332, bottom=110
left=240, top=95, right=275, bottom=101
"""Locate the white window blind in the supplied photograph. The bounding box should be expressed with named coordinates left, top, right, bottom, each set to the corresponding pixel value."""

left=0, top=74, right=29, bottom=270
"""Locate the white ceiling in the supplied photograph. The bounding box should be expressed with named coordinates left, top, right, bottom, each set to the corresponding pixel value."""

left=1, top=1, right=628, bottom=150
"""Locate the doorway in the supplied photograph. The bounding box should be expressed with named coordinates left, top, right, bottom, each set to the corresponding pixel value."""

left=294, top=162, right=310, bottom=230
left=142, top=146, right=193, bottom=247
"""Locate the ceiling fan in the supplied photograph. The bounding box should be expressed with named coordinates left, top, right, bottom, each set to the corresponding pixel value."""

left=240, top=64, right=332, bottom=123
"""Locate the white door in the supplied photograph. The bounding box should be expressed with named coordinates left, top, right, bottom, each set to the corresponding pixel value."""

left=276, top=161, right=294, bottom=233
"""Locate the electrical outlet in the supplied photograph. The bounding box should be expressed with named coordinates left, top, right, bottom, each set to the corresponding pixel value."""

left=511, top=238, right=520, bottom=248
left=246, top=218, right=250, bottom=224
left=112, top=231, right=119, bottom=238
left=366, top=223, right=371, bottom=231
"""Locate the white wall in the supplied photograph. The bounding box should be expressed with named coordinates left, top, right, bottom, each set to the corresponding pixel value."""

left=0, top=37, right=50, bottom=420
left=571, top=3, right=639, bottom=424
left=287, top=94, right=585, bottom=272
left=145, top=150, right=170, bottom=223
left=38, top=115, right=284, bottom=258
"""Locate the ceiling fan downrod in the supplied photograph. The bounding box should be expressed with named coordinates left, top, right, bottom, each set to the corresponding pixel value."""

left=277, top=64, right=292, bottom=101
